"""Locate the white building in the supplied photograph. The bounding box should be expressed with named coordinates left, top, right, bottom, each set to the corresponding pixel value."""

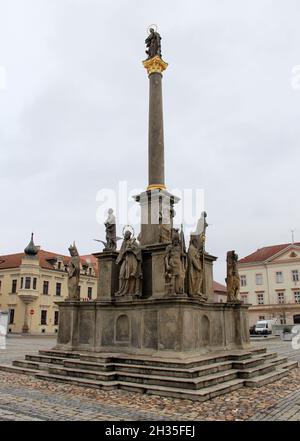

left=238, top=242, right=300, bottom=327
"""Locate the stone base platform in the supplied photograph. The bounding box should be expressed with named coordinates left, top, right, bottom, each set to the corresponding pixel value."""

left=54, top=298, right=251, bottom=355
left=0, top=347, right=297, bottom=402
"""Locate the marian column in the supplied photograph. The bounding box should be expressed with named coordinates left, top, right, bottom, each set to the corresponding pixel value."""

left=135, top=28, right=178, bottom=247
left=143, top=36, right=168, bottom=190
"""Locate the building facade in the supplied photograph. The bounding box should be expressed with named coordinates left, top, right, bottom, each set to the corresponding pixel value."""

left=238, top=242, right=300, bottom=327
left=0, top=236, right=97, bottom=335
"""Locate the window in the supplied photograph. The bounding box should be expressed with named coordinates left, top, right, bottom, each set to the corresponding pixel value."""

left=58, top=262, right=61, bottom=270
left=33, top=278, right=37, bottom=290
left=78, top=286, right=81, bottom=296
left=56, top=283, right=61, bottom=296
left=276, top=271, right=283, bottom=283
left=259, top=316, right=265, bottom=320
left=54, top=311, right=59, bottom=326
left=292, top=270, right=299, bottom=282
left=280, top=315, right=286, bottom=325
left=41, top=310, right=47, bottom=325
left=240, top=275, right=247, bottom=287
left=9, top=309, right=15, bottom=324
left=25, top=277, right=31, bottom=289
left=257, top=293, right=264, bottom=305
left=20, top=277, right=23, bottom=289
left=87, top=287, right=92, bottom=300
left=11, top=279, right=17, bottom=294
left=88, top=267, right=92, bottom=276
left=294, top=291, right=300, bottom=303
left=255, top=274, right=263, bottom=285
left=43, top=281, right=49, bottom=295
left=241, top=294, right=248, bottom=304
left=277, top=292, right=285, bottom=304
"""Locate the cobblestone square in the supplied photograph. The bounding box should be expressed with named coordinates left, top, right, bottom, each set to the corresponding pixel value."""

left=0, top=336, right=299, bottom=421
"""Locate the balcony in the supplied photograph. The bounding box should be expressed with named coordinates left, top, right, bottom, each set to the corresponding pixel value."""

left=18, top=289, right=39, bottom=303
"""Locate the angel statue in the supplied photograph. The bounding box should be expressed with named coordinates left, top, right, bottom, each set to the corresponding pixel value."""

left=115, top=227, right=142, bottom=297
left=67, top=242, right=80, bottom=300
left=94, top=208, right=121, bottom=251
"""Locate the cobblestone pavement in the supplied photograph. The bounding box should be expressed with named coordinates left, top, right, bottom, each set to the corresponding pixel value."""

left=250, top=388, right=300, bottom=421
left=0, top=336, right=299, bottom=421
left=250, top=336, right=300, bottom=362
left=0, top=335, right=54, bottom=365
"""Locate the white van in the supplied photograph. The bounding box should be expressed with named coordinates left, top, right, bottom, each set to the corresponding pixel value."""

left=255, top=320, right=274, bottom=335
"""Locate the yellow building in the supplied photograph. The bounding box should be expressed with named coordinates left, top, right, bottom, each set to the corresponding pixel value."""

left=0, top=235, right=98, bottom=335
left=238, top=242, right=300, bottom=327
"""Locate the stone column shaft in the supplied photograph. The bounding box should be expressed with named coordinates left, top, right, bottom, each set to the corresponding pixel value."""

left=148, top=72, right=165, bottom=188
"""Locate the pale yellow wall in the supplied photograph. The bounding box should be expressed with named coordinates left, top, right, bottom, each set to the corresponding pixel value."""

left=238, top=246, right=300, bottom=327
left=0, top=255, right=97, bottom=335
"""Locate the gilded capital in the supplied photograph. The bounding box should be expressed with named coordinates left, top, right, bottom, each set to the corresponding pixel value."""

left=147, top=183, right=166, bottom=191
left=143, top=56, right=168, bottom=75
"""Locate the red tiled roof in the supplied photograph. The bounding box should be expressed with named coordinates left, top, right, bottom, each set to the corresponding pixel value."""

left=0, top=250, right=98, bottom=275
left=238, top=242, right=300, bottom=264
left=213, top=281, right=227, bottom=294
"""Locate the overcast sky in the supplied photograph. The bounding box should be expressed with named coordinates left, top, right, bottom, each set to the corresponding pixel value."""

left=0, top=0, right=299, bottom=283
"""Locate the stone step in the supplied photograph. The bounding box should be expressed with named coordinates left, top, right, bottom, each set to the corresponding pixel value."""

left=47, top=364, right=239, bottom=390
left=13, top=360, right=50, bottom=371
left=0, top=364, right=40, bottom=376
left=63, top=358, right=234, bottom=378
left=78, top=353, right=231, bottom=369
left=48, top=366, right=117, bottom=382
left=39, top=349, right=81, bottom=359
left=63, top=359, right=115, bottom=372
left=120, top=378, right=245, bottom=401
left=79, top=351, right=257, bottom=370
left=34, top=371, right=245, bottom=402
left=237, top=360, right=279, bottom=379
left=244, top=369, right=289, bottom=387
left=279, top=360, right=299, bottom=371
left=112, top=360, right=234, bottom=378
left=35, top=372, right=118, bottom=390
left=232, top=352, right=277, bottom=369
left=116, top=369, right=239, bottom=390
left=249, top=347, right=267, bottom=355
left=26, top=354, right=67, bottom=365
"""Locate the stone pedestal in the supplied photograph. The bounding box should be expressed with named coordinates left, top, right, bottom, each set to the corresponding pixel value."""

left=56, top=301, right=80, bottom=349
left=142, top=244, right=169, bottom=298
left=134, top=189, right=179, bottom=246
left=55, top=298, right=250, bottom=355
left=93, top=251, right=119, bottom=300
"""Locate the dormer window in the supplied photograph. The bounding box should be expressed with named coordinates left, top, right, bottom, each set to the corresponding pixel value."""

left=58, top=262, right=62, bottom=270
left=88, top=267, right=92, bottom=276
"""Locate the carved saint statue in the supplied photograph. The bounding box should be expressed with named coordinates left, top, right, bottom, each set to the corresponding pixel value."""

left=145, top=28, right=162, bottom=59
left=104, top=208, right=117, bottom=251
left=226, top=250, right=241, bottom=303
left=67, top=242, right=80, bottom=300
left=187, top=236, right=207, bottom=301
left=116, top=229, right=142, bottom=296
left=165, top=229, right=186, bottom=294
left=190, top=211, right=209, bottom=298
